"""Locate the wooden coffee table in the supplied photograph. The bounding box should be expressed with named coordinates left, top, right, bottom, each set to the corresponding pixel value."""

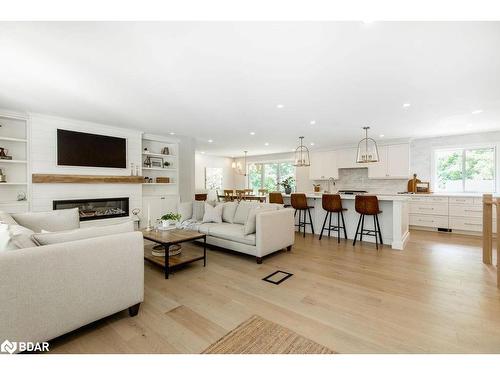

left=142, top=229, right=206, bottom=279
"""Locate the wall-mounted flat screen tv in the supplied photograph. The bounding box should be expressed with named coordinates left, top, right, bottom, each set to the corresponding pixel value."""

left=57, top=129, right=127, bottom=168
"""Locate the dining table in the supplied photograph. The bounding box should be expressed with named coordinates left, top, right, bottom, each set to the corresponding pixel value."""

left=217, top=194, right=267, bottom=202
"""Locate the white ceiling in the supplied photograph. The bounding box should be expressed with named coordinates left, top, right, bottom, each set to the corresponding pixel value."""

left=1, top=22, right=500, bottom=157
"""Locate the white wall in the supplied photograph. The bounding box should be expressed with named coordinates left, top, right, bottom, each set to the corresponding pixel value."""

left=195, top=153, right=234, bottom=200
left=29, top=114, right=144, bottom=216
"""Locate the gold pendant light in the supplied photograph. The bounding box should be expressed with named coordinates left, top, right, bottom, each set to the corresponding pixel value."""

left=356, top=126, right=379, bottom=163
left=293, top=136, right=311, bottom=167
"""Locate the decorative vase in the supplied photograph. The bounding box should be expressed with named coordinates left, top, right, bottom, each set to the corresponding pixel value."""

left=161, top=220, right=176, bottom=228
left=285, top=187, right=292, bottom=194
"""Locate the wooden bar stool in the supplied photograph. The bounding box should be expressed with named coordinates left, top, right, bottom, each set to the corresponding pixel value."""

left=319, top=194, right=348, bottom=243
left=269, top=192, right=291, bottom=207
left=291, top=193, right=315, bottom=237
left=352, top=195, right=383, bottom=250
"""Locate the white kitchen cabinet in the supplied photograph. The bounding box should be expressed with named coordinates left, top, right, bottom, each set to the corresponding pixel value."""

left=336, top=148, right=358, bottom=169
left=309, top=150, right=338, bottom=180
left=141, top=195, right=179, bottom=227
left=368, top=143, right=410, bottom=179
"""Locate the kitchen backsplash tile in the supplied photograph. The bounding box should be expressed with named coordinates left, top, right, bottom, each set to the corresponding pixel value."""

left=315, top=168, right=407, bottom=194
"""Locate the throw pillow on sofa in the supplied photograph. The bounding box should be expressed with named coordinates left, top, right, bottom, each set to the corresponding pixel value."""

left=221, top=202, right=238, bottom=223
left=0, top=210, right=18, bottom=225
left=0, top=223, right=38, bottom=252
left=178, top=202, right=193, bottom=223
left=202, top=203, right=223, bottom=223
left=243, top=206, right=277, bottom=235
left=32, top=220, right=134, bottom=246
left=12, top=208, right=80, bottom=233
left=233, top=201, right=259, bottom=224
left=192, top=201, right=205, bottom=221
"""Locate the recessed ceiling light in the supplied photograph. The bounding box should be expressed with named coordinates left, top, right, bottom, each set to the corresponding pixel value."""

left=201, top=151, right=205, bottom=154
left=169, top=132, right=175, bottom=135
left=249, top=131, right=255, bottom=135
left=310, top=142, right=315, bottom=146
left=472, top=109, right=483, bottom=114
left=276, top=104, right=284, bottom=109
left=403, top=103, right=411, bottom=108
left=379, top=134, right=385, bottom=138
left=310, top=120, right=316, bottom=125
left=264, top=142, right=269, bottom=146
left=208, top=139, right=213, bottom=143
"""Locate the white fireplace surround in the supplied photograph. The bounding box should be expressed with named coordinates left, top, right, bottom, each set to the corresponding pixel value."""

left=29, top=114, right=143, bottom=223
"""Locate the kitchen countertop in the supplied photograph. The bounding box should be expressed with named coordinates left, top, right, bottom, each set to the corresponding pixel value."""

left=281, top=193, right=409, bottom=201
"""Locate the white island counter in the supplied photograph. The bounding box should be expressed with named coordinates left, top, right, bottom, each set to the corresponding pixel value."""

left=282, top=193, right=410, bottom=250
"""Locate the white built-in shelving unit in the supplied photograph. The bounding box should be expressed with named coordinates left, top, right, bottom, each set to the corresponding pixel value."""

left=140, top=134, right=180, bottom=227
left=0, top=111, right=30, bottom=213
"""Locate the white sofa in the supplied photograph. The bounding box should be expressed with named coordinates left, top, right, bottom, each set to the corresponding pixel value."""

left=0, top=209, right=144, bottom=351
left=178, top=201, right=295, bottom=263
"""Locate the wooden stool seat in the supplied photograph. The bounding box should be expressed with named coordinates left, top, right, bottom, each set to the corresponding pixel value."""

left=319, top=194, right=348, bottom=243
left=353, top=195, right=383, bottom=250
left=291, top=193, right=315, bottom=237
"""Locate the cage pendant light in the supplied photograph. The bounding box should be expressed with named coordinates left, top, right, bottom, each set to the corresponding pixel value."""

left=232, top=151, right=248, bottom=176
left=356, top=126, right=379, bottom=163
left=293, top=136, right=311, bottom=167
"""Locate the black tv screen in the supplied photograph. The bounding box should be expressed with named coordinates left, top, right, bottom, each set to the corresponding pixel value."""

left=57, top=129, right=127, bottom=168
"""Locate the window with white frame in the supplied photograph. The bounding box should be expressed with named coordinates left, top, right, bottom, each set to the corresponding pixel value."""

left=434, top=146, right=496, bottom=193
left=247, top=161, right=296, bottom=193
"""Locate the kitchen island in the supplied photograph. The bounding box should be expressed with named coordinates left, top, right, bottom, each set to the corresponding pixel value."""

left=282, top=193, right=410, bottom=250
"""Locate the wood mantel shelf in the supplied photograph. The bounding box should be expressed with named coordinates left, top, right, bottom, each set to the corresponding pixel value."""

left=32, top=174, right=144, bottom=184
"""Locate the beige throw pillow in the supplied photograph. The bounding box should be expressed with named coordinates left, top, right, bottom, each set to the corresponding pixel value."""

left=202, top=203, right=223, bottom=224
left=12, top=208, right=80, bottom=233
left=243, top=206, right=276, bottom=235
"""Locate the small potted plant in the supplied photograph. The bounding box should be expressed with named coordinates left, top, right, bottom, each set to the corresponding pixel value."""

left=280, top=176, right=295, bottom=194
left=160, top=212, right=181, bottom=228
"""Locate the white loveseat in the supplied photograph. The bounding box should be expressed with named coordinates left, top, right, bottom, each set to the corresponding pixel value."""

left=0, top=209, right=144, bottom=351
left=177, top=201, right=295, bottom=263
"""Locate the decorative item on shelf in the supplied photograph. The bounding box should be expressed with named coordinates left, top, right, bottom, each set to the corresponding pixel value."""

left=143, top=147, right=149, bottom=154
left=161, top=147, right=170, bottom=155
left=16, top=191, right=26, bottom=201
left=407, top=173, right=421, bottom=193
left=0, top=169, right=6, bottom=183
left=149, top=157, right=163, bottom=168
left=293, top=136, right=311, bottom=167
left=144, top=177, right=153, bottom=183
left=130, top=163, right=135, bottom=176
left=356, top=126, right=379, bottom=163
left=232, top=151, right=248, bottom=176
left=132, top=207, right=141, bottom=221
left=416, top=182, right=431, bottom=194
left=0, top=147, right=12, bottom=160
left=156, top=177, right=170, bottom=183
left=280, top=176, right=295, bottom=194
left=135, top=165, right=140, bottom=176
left=163, top=161, right=171, bottom=168
left=313, top=184, right=321, bottom=193
left=143, top=156, right=152, bottom=168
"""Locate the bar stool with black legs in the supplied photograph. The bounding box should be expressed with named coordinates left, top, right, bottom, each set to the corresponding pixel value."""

left=319, top=194, right=348, bottom=243
left=352, top=195, right=383, bottom=250
left=291, top=193, right=315, bottom=237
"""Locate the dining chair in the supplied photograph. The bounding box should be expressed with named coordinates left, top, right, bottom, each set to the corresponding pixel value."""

left=235, top=189, right=246, bottom=201
left=224, top=189, right=234, bottom=202
left=258, top=189, right=268, bottom=196
left=194, top=193, right=208, bottom=201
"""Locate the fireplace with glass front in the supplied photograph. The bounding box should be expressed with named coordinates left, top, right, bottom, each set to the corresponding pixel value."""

left=53, top=197, right=129, bottom=221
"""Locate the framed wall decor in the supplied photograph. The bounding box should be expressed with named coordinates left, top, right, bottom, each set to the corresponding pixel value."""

left=205, top=167, right=223, bottom=190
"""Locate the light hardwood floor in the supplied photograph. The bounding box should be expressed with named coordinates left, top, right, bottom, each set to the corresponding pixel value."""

left=49, top=230, right=500, bottom=354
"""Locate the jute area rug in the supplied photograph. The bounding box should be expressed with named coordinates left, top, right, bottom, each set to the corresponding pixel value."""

left=202, top=315, right=335, bottom=354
